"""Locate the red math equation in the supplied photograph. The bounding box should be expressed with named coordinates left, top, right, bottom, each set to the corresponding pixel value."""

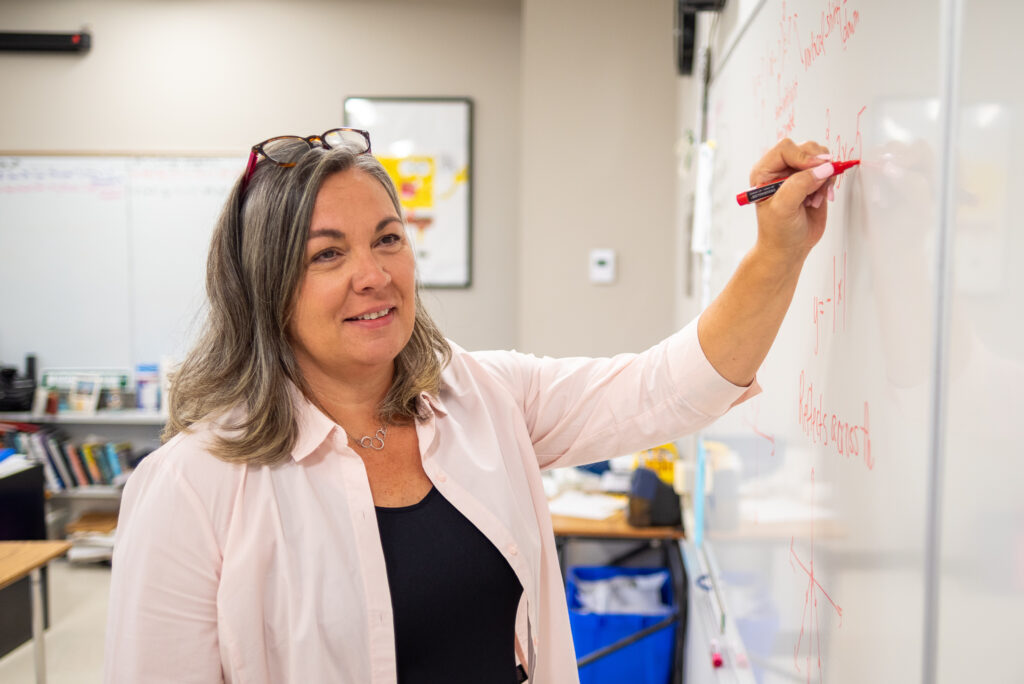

left=800, top=0, right=862, bottom=72
left=776, top=78, right=799, bottom=140
left=767, top=0, right=800, bottom=86
left=825, top=105, right=867, bottom=189
left=790, top=467, right=843, bottom=683
left=752, top=1, right=800, bottom=134
left=798, top=370, right=874, bottom=470
left=812, top=252, right=847, bottom=355
left=755, top=0, right=863, bottom=143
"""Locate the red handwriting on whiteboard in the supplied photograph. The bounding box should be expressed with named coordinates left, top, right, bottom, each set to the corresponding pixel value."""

left=753, top=69, right=766, bottom=122
left=825, top=105, right=866, bottom=189
left=798, top=370, right=874, bottom=470
left=769, top=0, right=800, bottom=81
left=790, top=467, right=843, bottom=682
left=775, top=78, right=799, bottom=140
left=748, top=413, right=777, bottom=460
left=752, top=1, right=800, bottom=138
left=0, top=163, right=126, bottom=200
left=812, top=252, right=847, bottom=355
left=799, top=0, right=861, bottom=72
left=0, top=183, right=124, bottom=201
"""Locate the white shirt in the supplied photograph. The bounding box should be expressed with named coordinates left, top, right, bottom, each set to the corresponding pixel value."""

left=104, top=319, right=757, bottom=683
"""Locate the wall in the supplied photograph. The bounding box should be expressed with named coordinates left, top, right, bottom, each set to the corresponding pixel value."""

left=0, top=0, right=521, bottom=352
left=519, top=0, right=679, bottom=357
left=1, top=0, right=688, bottom=359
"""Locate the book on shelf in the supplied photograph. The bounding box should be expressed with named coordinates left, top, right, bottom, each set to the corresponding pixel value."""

left=66, top=511, right=118, bottom=564
left=66, top=511, right=118, bottom=534
left=83, top=443, right=111, bottom=485
left=66, top=530, right=115, bottom=563
left=107, top=442, right=133, bottom=483
left=79, top=443, right=104, bottom=485
left=26, top=432, right=63, bottom=491
left=103, top=442, right=122, bottom=479
left=67, top=544, right=114, bottom=563
left=62, top=442, right=91, bottom=487
left=44, top=432, right=75, bottom=488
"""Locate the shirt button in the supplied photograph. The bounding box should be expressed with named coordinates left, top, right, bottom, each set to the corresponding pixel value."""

left=508, top=544, right=519, bottom=556
left=437, top=473, right=447, bottom=483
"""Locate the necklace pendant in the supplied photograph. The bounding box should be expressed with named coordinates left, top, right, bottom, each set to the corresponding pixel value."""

left=358, top=426, right=387, bottom=450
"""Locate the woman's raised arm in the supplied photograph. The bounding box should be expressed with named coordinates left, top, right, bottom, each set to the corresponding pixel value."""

left=697, top=138, right=837, bottom=386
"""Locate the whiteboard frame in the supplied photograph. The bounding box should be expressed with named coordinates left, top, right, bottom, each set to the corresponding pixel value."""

left=693, top=1, right=968, bottom=681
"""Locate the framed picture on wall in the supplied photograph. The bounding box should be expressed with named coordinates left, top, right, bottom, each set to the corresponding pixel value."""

left=344, top=96, right=473, bottom=288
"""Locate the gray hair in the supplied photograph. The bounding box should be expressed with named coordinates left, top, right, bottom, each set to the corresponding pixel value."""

left=163, top=143, right=452, bottom=465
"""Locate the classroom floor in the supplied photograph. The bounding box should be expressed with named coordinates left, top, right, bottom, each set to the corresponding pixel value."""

left=0, top=560, right=109, bottom=684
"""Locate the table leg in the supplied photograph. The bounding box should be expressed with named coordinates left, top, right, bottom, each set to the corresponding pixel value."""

left=668, top=542, right=687, bottom=684
left=30, top=567, right=45, bottom=684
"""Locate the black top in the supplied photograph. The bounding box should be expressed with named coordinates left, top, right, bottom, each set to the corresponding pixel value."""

left=375, top=486, right=524, bottom=684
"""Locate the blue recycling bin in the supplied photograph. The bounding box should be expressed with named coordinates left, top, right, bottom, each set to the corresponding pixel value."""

left=566, top=566, right=676, bottom=684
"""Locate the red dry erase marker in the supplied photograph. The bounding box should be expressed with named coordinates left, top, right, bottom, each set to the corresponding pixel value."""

left=736, top=160, right=860, bottom=206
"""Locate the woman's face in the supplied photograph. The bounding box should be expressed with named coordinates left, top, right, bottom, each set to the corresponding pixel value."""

left=288, top=168, right=416, bottom=383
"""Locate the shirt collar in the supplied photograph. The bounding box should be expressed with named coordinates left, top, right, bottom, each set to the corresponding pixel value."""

left=288, top=382, right=338, bottom=463
left=419, top=390, right=448, bottom=418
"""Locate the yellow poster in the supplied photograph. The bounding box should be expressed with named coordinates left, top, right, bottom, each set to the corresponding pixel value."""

left=379, top=156, right=435, bottom=210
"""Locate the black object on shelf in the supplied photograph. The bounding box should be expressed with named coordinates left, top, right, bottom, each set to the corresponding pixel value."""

left=0, top=354, right=36, bottom=412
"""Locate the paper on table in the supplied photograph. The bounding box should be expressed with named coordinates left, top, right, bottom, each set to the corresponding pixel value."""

left=548, top=490, right=627, bottom=520
left=0, top=454, right=34, bottom=478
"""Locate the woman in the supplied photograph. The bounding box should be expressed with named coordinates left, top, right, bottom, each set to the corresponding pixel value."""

left=104, top=128, right=837, bottom=683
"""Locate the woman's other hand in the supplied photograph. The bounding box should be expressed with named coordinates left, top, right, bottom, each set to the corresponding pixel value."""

left=751, top=138, right=837, bottom=264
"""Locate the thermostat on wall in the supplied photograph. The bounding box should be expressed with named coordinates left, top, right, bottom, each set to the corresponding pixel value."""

left=589, top=248, right=617, bottom=284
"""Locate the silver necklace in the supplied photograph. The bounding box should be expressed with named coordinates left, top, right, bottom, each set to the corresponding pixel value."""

left=356, top=425, right=388, bottom=450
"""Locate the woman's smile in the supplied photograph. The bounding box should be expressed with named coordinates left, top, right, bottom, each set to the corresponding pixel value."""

left=344, top=306, right=397, bottom=328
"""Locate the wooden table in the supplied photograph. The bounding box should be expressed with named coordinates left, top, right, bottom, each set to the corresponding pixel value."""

left=0, top=541, right=72, bottom=684
left=551, top=509, right=686, bottom=684
left=551, top=509, right=685, bottom=540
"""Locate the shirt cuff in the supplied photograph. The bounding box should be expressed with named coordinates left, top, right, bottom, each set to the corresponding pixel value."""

left=665, top=318, right=763, bottom=417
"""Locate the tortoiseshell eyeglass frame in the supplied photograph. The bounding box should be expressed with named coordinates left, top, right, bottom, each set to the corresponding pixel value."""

left=241, top=128, right=372, bottom=192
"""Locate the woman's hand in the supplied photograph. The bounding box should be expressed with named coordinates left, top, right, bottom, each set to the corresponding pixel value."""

left=751, top=138, right=837, bottom=264
left=696, top=138, right=838, bottom=387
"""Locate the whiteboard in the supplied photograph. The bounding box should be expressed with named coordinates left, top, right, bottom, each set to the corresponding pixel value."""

left=0, top=155, right=239, bottom=372
left=693, top=0, right=1023, bottom=682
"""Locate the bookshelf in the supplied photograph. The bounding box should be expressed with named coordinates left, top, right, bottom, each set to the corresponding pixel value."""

left=49, top=485, right=123, bottom=502
left=0, top=411, right=165, bottom=539
left=0, top=410, right=165, bottom=447
left=0, top=410, right=166, bottom=426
